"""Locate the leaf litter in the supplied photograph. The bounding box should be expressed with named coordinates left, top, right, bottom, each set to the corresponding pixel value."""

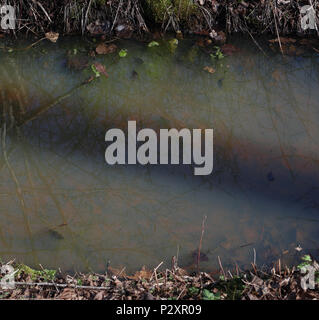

left=1, top=255, right=318, bottom=300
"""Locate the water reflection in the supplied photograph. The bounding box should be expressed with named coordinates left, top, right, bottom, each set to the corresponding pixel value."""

left=0, top=37, right=319, bottom=273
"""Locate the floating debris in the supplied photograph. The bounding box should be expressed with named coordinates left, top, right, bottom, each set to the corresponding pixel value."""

left=91, top=62, right=108, bottom=78
left=203, top=66, right=215, bottom=74
left=119, top=49, right=128, bottom=58
left=45, top=32, right=59, bottom=43
left=148, top=41, right=160, bottom=48
left=96, top=43, right=117, bottom=55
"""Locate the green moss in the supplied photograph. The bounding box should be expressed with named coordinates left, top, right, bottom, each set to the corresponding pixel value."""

left=144, top=0, right=198, bottom=25
left=17, top=264, right=56, bottom=282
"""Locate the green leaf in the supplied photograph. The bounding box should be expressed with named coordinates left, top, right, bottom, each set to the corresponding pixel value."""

left=202, top=289, right=220, bottom=300
left=188, top=287, right=200, bottom=296
left=297, top=262, right=309, bottom=270
left=119, top=49, right=128, bottom=58
left=211, top=46, right=224, bottom=60
left=301, top=255, right=312, bottom=262
left=91, top=64, right=100, bottom=77
left=148, top=41, right=160, bottom=48
left=169, top=38, right=178, bottom=46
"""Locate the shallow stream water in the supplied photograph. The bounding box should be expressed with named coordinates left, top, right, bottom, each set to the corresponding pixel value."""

left=0, top=36, right=319, bottom=273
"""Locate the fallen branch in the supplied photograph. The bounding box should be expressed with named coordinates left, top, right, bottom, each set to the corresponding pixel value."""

left=17, top=78, right=96, bottom=127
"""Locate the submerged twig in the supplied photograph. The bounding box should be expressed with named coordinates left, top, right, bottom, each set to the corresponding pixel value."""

left=18, top=78, right=96, bottom=126
left=197, top=215, right=207, bottom=274
left=245, top=22, right=268, bottom=57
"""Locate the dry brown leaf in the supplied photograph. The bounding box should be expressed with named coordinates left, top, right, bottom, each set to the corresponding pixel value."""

left=96, top=43, right=117, bottom=55
left=45, top=32, right=59, bottom=43
left=114, top=279, right=123, bottom=288
left=93, top=62, right=108, bottom=78
left=129, top=266, right=152, bottom=280
left=203, top=66, right=215, bottom=74
left=57, top=288, right=77, bottom=300
left=107, top=266, right=125, bottom=277
left=176, top=268, right=188, bottom=277
left=94, top=291, right=105, bottom=300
